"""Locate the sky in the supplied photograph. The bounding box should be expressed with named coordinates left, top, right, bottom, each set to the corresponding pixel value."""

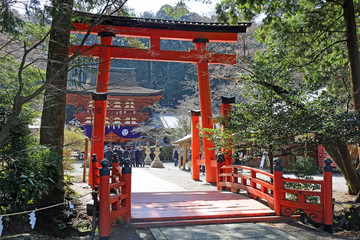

left=125, top=0, right=221, bottom=16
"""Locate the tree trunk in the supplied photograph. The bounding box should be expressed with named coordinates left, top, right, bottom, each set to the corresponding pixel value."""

left=39, top=0, right=73, bottom=202
left=343, top=0, right=360, bottom=113
left=343, top=0, right=360, bottom=194
left=323, top=143, right=360, bottom=194
left=355, top=191, right=360, bottom=203
left=336, top=143, right=360, bottom=194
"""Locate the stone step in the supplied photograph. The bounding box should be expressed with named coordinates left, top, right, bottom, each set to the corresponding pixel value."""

left=131, top=215, right=299, bottom=228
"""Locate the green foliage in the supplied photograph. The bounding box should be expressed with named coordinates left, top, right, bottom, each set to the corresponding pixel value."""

left=0, top=108, right=36, bottom=156
left=0, top=54, right=45, bottom=145
left=0, top=55, right=45, bottom=102
left=0, top=52, right=56, bottom=215
left=289, top=156, right=319, bottom=179
left=18, top=22, right=51, bottom=49
left=0, top=1, right=24, bottom=35
left=159, top=145, right=172, bottom=162
left=214, top=0, right=360, bottom=155
left=0, top=143, right=61, bottom=213
left=285, top=156, right=321, bottom=203
left=64, top=127, right=86, bottom=153
left=162, top=2, right=190, bottom=19
left=334, top=205, right=360, bottom=231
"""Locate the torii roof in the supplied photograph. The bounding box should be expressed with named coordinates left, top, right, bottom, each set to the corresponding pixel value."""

left=72, top=11, right=251, bottom=42
left=73, top=11, right=251, bottom=33
left=68, top=85, right=164, bottom=97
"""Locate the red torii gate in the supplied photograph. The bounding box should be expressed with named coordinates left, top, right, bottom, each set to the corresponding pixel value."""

left=70, top=11, right=251, bottom=183
left=69, top=13, right=334, bottom=239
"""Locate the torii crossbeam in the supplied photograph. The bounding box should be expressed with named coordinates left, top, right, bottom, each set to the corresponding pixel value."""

left=70, top=11, right=251, bottom=183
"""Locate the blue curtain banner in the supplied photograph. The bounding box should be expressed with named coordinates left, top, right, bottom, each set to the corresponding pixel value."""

left=82, top=125, right=140, bottom=139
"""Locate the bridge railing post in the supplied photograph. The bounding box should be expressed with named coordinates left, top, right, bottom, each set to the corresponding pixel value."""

left=91, top=154, right=98, bottom=190
left=111, top=153, right=121, bottom=211
left=112, top=153, right=120, bottom=183
left=273, top=158, right=283, bottom=216
left=122, top=158, right=132, bottom=223
left=99, top=159, right=111, bottom=239
left=232, top=166, right=239, bottom=193
left=216, top=152, right=225, bottom=190
left=323, top=158, right=333, bottom=233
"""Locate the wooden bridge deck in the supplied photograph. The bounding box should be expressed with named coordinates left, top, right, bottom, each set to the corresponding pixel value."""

left=131, top=191, right=277, bottom=227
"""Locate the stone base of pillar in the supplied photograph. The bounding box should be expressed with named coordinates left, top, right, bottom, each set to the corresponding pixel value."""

left=151, top=157, right=164, bottom=168
left=144, top=156, right=152, bottom=166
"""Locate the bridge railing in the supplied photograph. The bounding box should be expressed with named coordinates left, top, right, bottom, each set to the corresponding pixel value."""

left=219, top=164, right=275, bottom=207
left=219, top=158, right=333, bottom=233
left=91, top=155, right=132, bottom=239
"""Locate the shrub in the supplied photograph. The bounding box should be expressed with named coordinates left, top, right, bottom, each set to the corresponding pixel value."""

left=285, top=156, right=321, bottom=203
left=0, top=144, right=60, bottom=213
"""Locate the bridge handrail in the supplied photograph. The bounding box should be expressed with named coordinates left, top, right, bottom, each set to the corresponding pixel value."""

left=221, top=165, right=274, bottom=178
left=219, top=158, right=333, bottom=233
left=281, top=188, right=323, bottom=197
left=282, top=177, right=323, bottom=185
left=219, top=165, right=275, bottom=208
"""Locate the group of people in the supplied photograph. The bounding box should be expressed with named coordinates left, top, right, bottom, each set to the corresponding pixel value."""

left=173, top=149, right=205, bottom=174
left=104, top=145, right=146, bottom=167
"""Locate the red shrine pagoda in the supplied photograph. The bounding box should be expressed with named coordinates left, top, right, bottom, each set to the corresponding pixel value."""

left=66, top=68, right=163, bottom=145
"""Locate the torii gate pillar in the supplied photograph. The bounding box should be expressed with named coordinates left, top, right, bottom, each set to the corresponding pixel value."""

left=89, top=32, right=114, bottom=186
left=194, top=38, right=216, bottom=183
left=191, top=110, right=201, bottom=181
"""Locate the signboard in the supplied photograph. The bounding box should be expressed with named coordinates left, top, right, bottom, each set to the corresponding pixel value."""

left=82, top=125, right=140, bottom=139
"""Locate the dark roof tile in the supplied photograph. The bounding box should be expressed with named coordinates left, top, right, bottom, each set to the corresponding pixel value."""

left=73, top=11, right=251, bottom=33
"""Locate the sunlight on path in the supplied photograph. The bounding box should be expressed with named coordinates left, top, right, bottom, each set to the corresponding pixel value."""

left=132, top=167, right=187, bottom=192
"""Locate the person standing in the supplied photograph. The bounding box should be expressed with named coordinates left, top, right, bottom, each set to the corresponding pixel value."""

left=114, top=147, right=123, bottom=165
left=123, top=147, right=130, bottom=161
left=104, top=147, right=113, bottom=164
left=135, top=147, right=141, bottom=167
left=130, top=147, right=136, bottom=167
left=140, top=147, right=146, bottom=167
left=173, top=150, right=179, bottom=166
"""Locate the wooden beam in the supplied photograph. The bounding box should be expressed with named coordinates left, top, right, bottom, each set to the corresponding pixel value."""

left=70, top=45, right=236, bottom=65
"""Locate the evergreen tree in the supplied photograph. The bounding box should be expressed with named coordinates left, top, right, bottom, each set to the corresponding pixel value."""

left=216, top=0, right=360, bottom=195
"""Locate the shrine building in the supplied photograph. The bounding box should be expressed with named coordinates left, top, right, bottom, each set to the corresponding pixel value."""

left=66, top=67, right=163, bottom=146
